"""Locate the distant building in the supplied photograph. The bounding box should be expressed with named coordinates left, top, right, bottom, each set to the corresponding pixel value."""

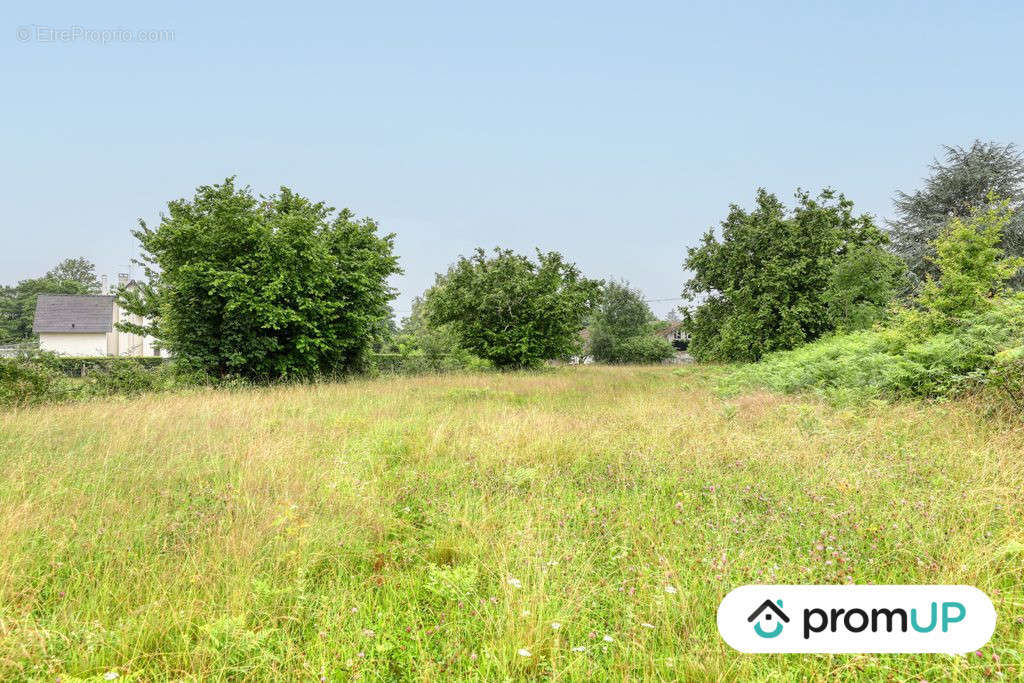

left=32, top=275, right=166, bottom=357
left=656, top=321, right=689, bottom=350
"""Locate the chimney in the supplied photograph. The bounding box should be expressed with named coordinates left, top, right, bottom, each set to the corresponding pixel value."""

left=101, top=275, right=108, bottom=294
left=118, top=272, right=131, bottom=288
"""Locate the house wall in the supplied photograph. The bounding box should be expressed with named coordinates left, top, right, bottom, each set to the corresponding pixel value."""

left=110, top=300, right=166, bottom=357
left=38, top=332, right=108, bottom=357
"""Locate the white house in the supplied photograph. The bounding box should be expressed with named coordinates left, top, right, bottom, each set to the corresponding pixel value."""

left=32, top=276, right=166, bottom=357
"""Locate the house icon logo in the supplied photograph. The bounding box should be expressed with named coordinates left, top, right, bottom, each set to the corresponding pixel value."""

left=748, top=599, right=789, bottom=638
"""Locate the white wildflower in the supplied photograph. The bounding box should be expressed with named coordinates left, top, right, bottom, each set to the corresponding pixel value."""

left=571, top=645, right=586, bottom=652
left=664, top=585, right=678, bottom=594
left=517, top=648, right=532, bottom=657
left=551, top=622, right=561, bottom=630
left=507, top=577, right=522, bottom=589
left=641, top=622, right=655, bottom=628
left=603, top=634, right=614, bottom=642
left=103, top=674, right=119, bottom=681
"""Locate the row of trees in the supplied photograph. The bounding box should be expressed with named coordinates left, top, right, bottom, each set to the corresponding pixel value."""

left=9, top=139, right=1021, bottom=376
left=683, top=140, right=1024, bottom=362
left=4, top=180, right=669, bottom=377
left=113, top=179, right=669, bottom=378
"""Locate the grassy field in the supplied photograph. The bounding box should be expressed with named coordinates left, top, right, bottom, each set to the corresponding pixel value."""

left=0, top=366, right=1022, bottom=681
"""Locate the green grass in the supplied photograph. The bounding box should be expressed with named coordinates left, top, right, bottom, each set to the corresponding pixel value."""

left=0, top=366, right=1021, bottom=680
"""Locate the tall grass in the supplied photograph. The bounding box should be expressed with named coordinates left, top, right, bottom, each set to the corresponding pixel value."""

left=0, top=366, right=1021, bottom=680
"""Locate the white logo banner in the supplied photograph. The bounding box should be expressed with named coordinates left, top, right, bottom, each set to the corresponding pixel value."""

left=717, top=585, right=996, bottom=653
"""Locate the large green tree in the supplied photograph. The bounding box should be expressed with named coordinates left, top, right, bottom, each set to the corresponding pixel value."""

left=822, top=244, right=908, bottom=332
left=119, top=178, right=400, bottom=379
left=0, top=257, right=101, bottom=343
left=682, top=189, right=889, bottom=362
left=426, top=248, right=602, bottom=369
left=888, top=140, right=1024, bottom=287
left=587, top=280, right=673, bottom=363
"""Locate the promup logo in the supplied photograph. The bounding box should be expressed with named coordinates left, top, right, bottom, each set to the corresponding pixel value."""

left=718, top=585, right=996, bottom=653
left=748, top=599, right=789, bottom=638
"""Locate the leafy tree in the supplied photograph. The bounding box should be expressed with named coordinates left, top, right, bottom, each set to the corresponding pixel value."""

left=918, top=198, right=1024, bottom=320
left=46, top=257, right=102, bottom=292
left=889, top=140, right=1024, bottom=287
left=682, top=189, right=888, bottom=362
left=426, top=248, right=602, bottom=369
left=823, top=244, right=907, bottom=331
left=586, top=280, right=673, bottom=363
left=588, top=280, right=653, bottom=362
left=0, top=257, right=101, bottom=343
left=119, top=178, right=400, bottom=379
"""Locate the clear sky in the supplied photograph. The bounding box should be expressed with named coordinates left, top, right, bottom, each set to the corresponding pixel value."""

left=3, top=1, right=1022, bottom=318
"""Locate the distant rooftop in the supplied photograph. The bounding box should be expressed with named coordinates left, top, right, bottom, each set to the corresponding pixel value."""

left=32, top=294, right=114, bottom=333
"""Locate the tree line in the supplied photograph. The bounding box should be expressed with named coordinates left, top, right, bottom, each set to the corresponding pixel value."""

left=683, top=140, right=1024, bottom=362
left=4, top=140, right=1023, bottom=378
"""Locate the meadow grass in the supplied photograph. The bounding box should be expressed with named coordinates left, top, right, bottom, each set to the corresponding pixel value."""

left=0, top=365, right=1022, bottom=681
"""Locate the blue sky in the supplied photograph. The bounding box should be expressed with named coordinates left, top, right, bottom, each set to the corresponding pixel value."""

left=3, top=1, right=1022, bottom=317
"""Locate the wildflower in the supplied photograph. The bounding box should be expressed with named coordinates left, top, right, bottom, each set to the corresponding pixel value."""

left=350, top=607, right=358, bottom=613
left=470, top=652, right=478, bottom=661
left=362, top=628, right=375, bottom=637
left=103, top=674, right=119, bottom=681
left=507, top=577, right=522, bottom=588
left=664, top=585, right=678, bottom=594
left=517, top=648, right=532, bottom=657
left=571, top=645, right=586, bottom=652
left=641, top=622, right=654, bottom=629
left=551, top=622, right=561, bottom=630
left=588, top=631, right=596, bottom=639
left=603, top=635, right=614, bottom=642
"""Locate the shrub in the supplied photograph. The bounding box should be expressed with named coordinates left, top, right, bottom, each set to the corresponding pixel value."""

left=0, top=356, right=78, bottom=407
left=984, top=346, right=1024, bottom=411
left=723, top=296, right=1024, bottom=401
left=50, top=356, right=165, bottom=376
left=611, top=336, right=676, bottom=364
left=426, top=248, right=601, bottom=369
left=82, top=358, right=170, bottom=397
left=588, top=281, right=656, bottom=362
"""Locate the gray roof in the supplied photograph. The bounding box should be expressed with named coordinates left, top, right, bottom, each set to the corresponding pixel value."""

left=33, top=295, right=114, bottom=333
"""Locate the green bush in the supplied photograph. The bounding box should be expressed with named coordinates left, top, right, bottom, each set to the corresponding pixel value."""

left=611, top=336, right=676, bottom=364
left=51, top=356, right=166, bottom=376
left=0, top=356, right=78, bottom=407
left=723, top=296, right=1024, bottom=400
left=82, top=358, right=173, bottom=397
left=984, top=346, right=1024, bottom=411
